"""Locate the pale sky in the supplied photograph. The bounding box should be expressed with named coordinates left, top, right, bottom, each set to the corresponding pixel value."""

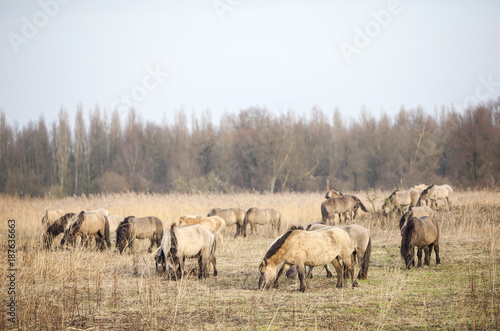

left=1, top=0, right=500, bottom=128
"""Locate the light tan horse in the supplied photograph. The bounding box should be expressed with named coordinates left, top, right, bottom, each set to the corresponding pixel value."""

left=43, top=212, right=75, bottom=249
left=401, top=216, right=440, bottom=269
left=207, top=208, right=246, bottom=237
left=41, top=209, right=65, bottom=227
left=382, top=189, right=420, bottom=217
left=258, top=226, right=356, bottom=292
left=61, top=211, right=111, bottom=250
left=179, top=215, right=226, bottom=248
left=413, top=184, right=428, bottom=191
left=155, top=224, right=217, bottom=279
left=105, top=215, right=124, bottom=234
left=116, top=216, right=164, bottom=254
left=399, top=205, right=434, bottom=230
left=417, top=184, right=453, bottom=210
left=244, top=208, right=281, bottom=236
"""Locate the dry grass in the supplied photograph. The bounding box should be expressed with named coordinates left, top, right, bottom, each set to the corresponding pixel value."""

left=0, top=190, right=499, bottom=330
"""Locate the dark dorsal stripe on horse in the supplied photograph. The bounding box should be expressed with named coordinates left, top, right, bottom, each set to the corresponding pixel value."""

left=400, top=217, right=416, bottom=257
left=264, top=225, right=304, bottom=259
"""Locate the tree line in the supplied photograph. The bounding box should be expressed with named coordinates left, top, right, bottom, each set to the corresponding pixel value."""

left=1, top=100, right=499, bottom=197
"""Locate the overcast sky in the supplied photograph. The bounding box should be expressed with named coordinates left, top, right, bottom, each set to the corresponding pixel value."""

left=1, top=0, right=500, bottom=128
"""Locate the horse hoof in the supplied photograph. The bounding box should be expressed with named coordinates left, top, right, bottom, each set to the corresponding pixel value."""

left=299, top=287, right=306, bottom=292
left=326, top=274, right=333, bottom=278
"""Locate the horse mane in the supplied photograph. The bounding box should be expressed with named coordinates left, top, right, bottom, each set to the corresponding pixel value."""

left=400, top=218, right=416, bottom=257
left=47, top=213, right=75, bottom=235
left=69, top=211, right=85, bottom=235
left=354, top=196, right=368, bottom=212
left=264, top=225, right=303, bottom=259
left=387, top=190, right=397, bottom=202
left=116, top=216, right=134, bottom=245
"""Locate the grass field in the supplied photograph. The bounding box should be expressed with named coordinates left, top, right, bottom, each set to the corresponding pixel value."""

left=0, top=190, right=499, bottom=330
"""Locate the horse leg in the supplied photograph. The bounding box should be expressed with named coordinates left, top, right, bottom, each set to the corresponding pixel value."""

left=331, top=258, right=344, bottom=288
left=423, top=245, right=431, bottom=266
left=306, top=266, right=314, bottom=279
left=417, top=246, right=423, bottom=267
left=211, top=254, right=217, bottom=276
left=344, top=253, right=358, bottom=287
left=434, top=241, right=441, bottom=265
left=148, top=236, right=155, bottom=253
left=296, top=264, right=308, bottom=292
left=324, top=264, right=333, bottom=278
left=234, top=224, right=240, bottom=238
left=274, top=263, right=291, bottom=288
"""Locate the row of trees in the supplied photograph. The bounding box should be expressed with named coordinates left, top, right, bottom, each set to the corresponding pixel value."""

left=1, top=100, right=499, bottom=197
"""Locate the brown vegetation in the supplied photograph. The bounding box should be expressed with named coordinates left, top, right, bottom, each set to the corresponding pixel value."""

left=0, top=190, right=498, bottom=329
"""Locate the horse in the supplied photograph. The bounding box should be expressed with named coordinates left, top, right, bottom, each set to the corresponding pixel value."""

left=61, top=211, right=111, bottom=250
left=207, top=207, right=246, bottom=237
left=287, top=223, right=371, bottom=280
left=116, top=216, right=164, bottom=254
left=258, top=225, right=356, bottom=292
left=244, top=207, right=282, bottom=236
left=179, top=215, right=226, bottom=248
left=400, top=216, right=441, bottom=269
left=104, top=214, right=123, bottom=235
left=41, top=209, right=65, bottom=227
left=399, top=205, right=434, bottom=231
left=321, top=196, right=368, bottom=224
left=155, top=224, right=217, bottom=279
left=325, top=187, right=343, bottom=199
left=413, top=183, right=428, bottom=191
left=43, top=212, right=75, bottom=249
left=417, top=184, right=453, bottom=210
left=85, top=208, right=109, bottom=216
left=382, top=189, right=420, bottom=217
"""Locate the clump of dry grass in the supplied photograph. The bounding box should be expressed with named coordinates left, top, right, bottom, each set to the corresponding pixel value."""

left=0, top=190, right=499, bottom=329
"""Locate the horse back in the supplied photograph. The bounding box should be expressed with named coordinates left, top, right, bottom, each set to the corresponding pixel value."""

left=414, top=216, right=439, bottom=245
left=175, top=224, right=215, bottom=257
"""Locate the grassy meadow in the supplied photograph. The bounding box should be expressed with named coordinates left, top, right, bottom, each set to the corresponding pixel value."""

left=0, top=190, right=499, bottom=330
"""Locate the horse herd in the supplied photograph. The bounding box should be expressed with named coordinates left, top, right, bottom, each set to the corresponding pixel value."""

left=40, top=183, right=450, bottom=292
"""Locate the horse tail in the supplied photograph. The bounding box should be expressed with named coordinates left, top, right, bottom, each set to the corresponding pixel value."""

left=243, top=211, right=249, bottom=237
left=358, top=199, right=368, bottom=213
left=104, top=217, right=111, bottom=249
left=276, top=212, right=281, bottom=233
left=358, top=236, right=371, bottom=280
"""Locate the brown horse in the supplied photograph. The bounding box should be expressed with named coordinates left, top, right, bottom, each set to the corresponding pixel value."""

left=258, top=226, right=356, bottom=292
left=207, top=207, right=246, bottom=237
left=399, top=205, right=434, bottom=231
left=61, top=211, right=111, bottom=250
left=417, top=184, right=453, bottom=210
left=43, top=212, right=75, bottom=249
left=244, top=207, right=282, bottom=236
left=400, top=216, right=441, bottom=269
left=321, top=196, right=368, bottom=224
left=155, top=224, right=217, bottom=279
left=116, top=216, right=164, bottom=254
left=179, top=215, right=226, bottom=248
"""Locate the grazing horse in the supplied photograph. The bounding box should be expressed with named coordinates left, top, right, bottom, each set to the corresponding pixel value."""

left=399, top=205, right=434, bottom=231
left=155, top=224, right=217, bottom=279
left=400, top=216, right=441, bottom=269
left=41, top=209, right=65, bottom=227
left=207, top=208, right=246, bottom=237
left=382, top=189, right=420, bottom=217
left=61, top=211, right=111, bottom=250
left=43, top=212, right=75, bottom=249
left=321, top=196, right=368, bottom=224
left=179, top=215, right=226, bottom=248
left=258, top=226, right=356, bottom=292
left=116, top=216, right=163, bottom=254
left=244, top=208, right=282, bottom=236
left=417, top=184, right=453, bottom=210
left=287, top=223, right=371, bottom=280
